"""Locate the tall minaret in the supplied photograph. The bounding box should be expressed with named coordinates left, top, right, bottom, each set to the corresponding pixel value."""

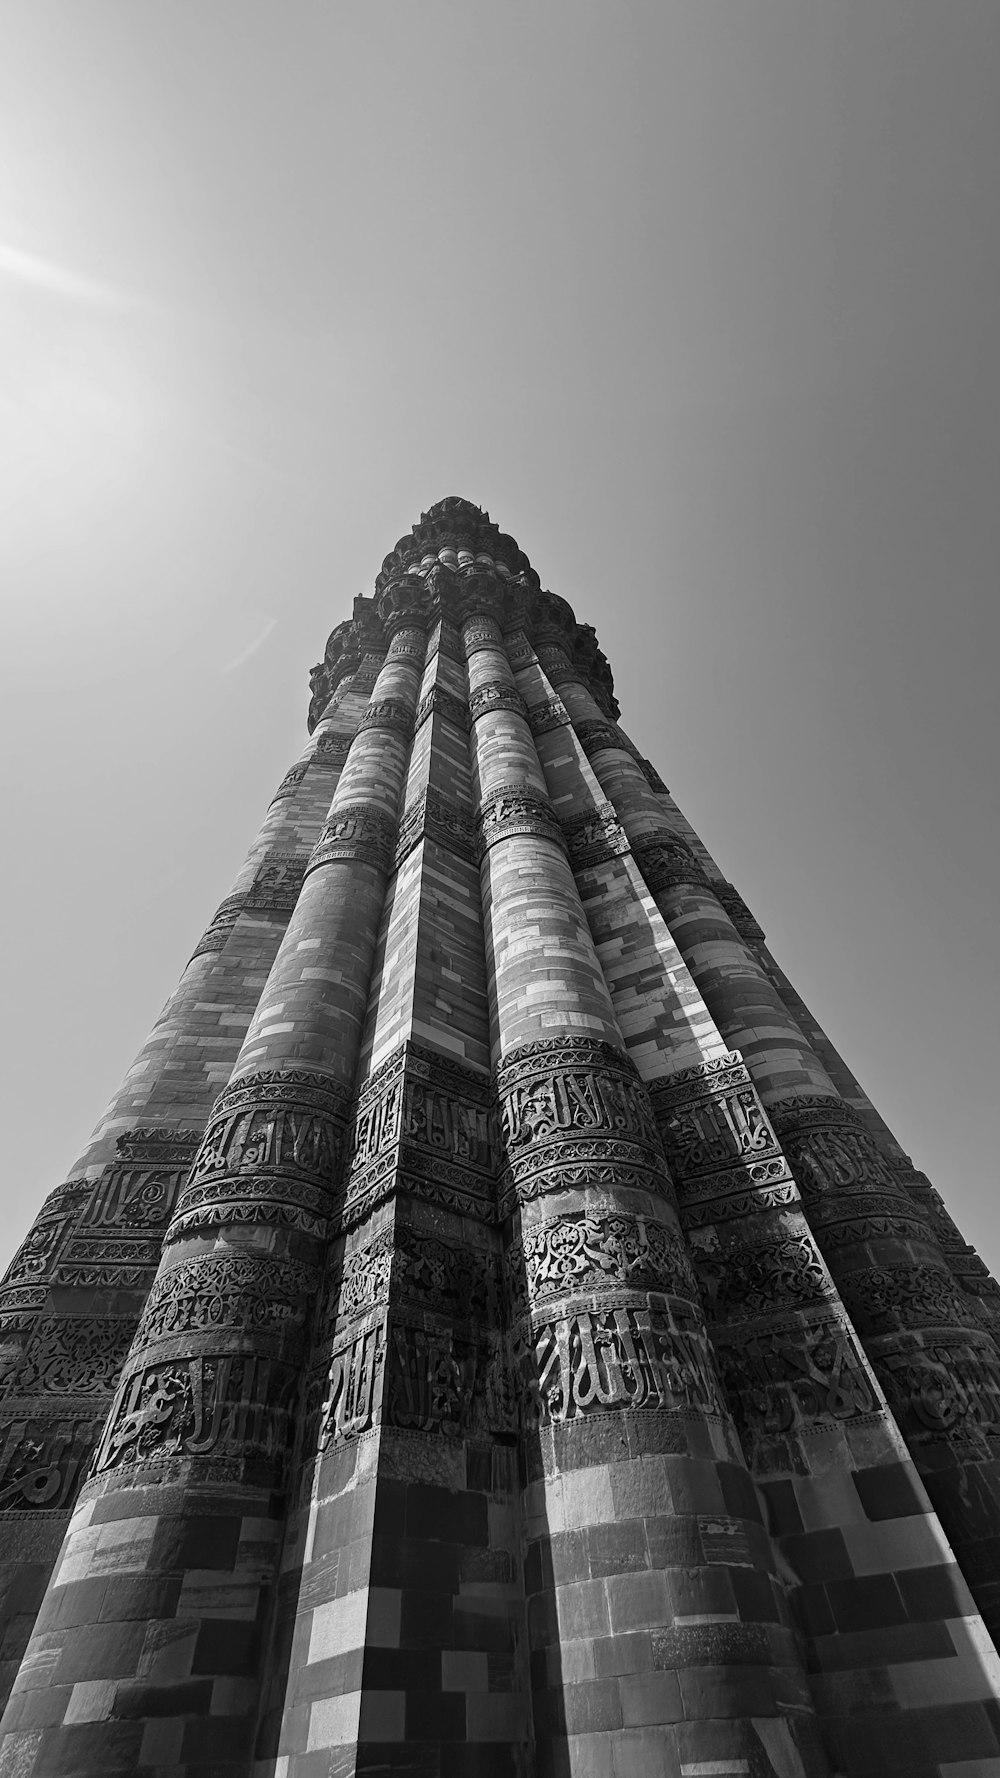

left=1, top=498, right=999, bottom=1778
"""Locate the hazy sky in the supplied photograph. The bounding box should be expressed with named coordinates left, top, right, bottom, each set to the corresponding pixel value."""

left=1, top=3, right=998, bottom=1273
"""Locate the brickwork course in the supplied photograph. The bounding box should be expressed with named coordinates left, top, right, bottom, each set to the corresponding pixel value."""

left=1, top=496, right=999, bottom=1778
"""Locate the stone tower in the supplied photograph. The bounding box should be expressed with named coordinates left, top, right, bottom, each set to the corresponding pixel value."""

left=1, top=497, right=999, bottom=1778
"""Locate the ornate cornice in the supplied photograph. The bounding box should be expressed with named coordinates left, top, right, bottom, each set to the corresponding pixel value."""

left=375, top=497, right=541, bottom=596
left=309, top=499, right=622, bottom=728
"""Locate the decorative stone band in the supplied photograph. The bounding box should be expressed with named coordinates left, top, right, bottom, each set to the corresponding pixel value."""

left=526, top=697, right=571, bottom=737
left=61, top=1147, right=191, bottom=1234
left=168, top=1180, right=334, bottom=1244
left=115, top=1128, right=203, bottom=1166
left=311, top=731, right=354, bottom=767
left=767, top=1094, right=933, bottom=1227
left=694, top=1230, right=832, bottom=1326
left=325, top=1228, right=395, bottom=1330
left=505, top=1208, right=700, bottom=1324
left=166, top=1068, right=350, bottom=1243
left=714, top=1309, right=881, bottom=1449
left=638, top=756, right=668, bottom=793
left=495, top=1036, right=669, bottom=1214
left=502, top=627, right=535, bottom=669
left=190, top=856, right=308, bottom=959
left=632, top=830, right=709, bottom=894
left=394, top=789, right=477, bottom=870
left=1, top=1208, right=75, bottom=1298
left=0, top=1414, right=105, bottom=1513
left=475, top=783, right=566, bottom=861
left=461, top=615, right=506, bottom=656
left=376, top=601, right=431, bottom=644
left=573, top=718, right=631, bottom=759
left=90, top=1349, right=298, bottom=1481
left=269, top=760, right=308, bottom=803
left=468, top=681, right=528, bottom=724
left=244, top=855, right=308, bottom=909
left=537, top=659, right=579, bottom=689
left=902, top=1174, right=1000, bottom=1319
left=647, top=1053, right=836, bottom=1318
left=560, top=802, right=631, bottom=871
left=567, top=717, right=667, bottom=791
left=838, top=1260, right=982, bottom=1338
left=132, top=1252, right=318, bottom=1354
left=341, top=1040, right=496, bottom=1229
left=306, top=804, right=397, bottom=876
left=311, top=1314, right=513, bottom=1452
left=514, top=1302, right=727, bottom=1428
left=413, top=684, right=471, bottom=734
left=764, top=1095, right=1000, bottom=1437
left=649, top=1061, right=778, bottom=1209
left=0, top=1314, right=134, bottom=1406
left=711, top=881, right=765, bottom=944
left=877, top=1329, right=1000, bottom=1446
left=357, top=696, right=417, bottom=740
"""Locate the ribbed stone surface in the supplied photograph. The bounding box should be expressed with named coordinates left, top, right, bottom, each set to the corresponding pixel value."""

left=1, top=497, right=999, bottom=1778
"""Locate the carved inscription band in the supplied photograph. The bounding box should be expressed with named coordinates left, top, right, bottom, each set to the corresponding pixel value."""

left=476, top=784, right=566, bottom=860
left=307, top=804, right=398, bottom=876
left=497, top=1036, right=669, bottom=1212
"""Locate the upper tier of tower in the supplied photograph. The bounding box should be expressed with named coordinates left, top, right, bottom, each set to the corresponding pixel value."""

left=374, top=495, right=541, bottom=595
left=307, top=496, right=619, bottom=731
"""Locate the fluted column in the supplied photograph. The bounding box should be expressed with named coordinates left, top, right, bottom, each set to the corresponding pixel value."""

left=257, top=594, right=529, bottom=1777
left=509, top=618, right=1000, bottom=1765
left=0, top=598, right=428, bottom=1777
left=0, top=635, right=383, bottom=1714
left=747, top=935, right=1000, bottom=1348
left=464, top=595, right=828, bottom=1778
left=537, top=633, right=1000, bottom=1654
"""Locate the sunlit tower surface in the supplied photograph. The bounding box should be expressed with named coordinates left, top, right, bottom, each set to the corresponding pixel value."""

left=1, top=498, right=999, bottom=1777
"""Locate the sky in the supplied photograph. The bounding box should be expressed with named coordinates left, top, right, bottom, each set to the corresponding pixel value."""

left=1, top=2, right=998, bottom=1272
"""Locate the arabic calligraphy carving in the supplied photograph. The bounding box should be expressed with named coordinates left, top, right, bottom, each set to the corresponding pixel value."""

left=245, top=855, right=308, bottom=911
left=631, top=832, right=708, bottom=894
left=561, top=804, right=630, bottom=871
left=769, top=1098, right=903, bottom=1201
left=2, top=1219, right=67, bottom=1288
left=308, top=804, right=397, bottom=875
left=527, top=698, right=571, bottom=737
left=187, top=1073, right=346, bottom=1191
left=395, top=790, right=478, bottom=869
left=270, top=761, right=308, bottom=803
left=357, top=697, right=416, bottom=739
left=0, top=1416, right=101, bottom=1511
left=82, top=1166, right=181, bottom=1229
left=319, top=1324, right=384, bottom=1446
left=498, top=1038, right=662, bottom=1156
left=656, top=1079, right=776, bottom=1179
left=712, top=883, right=765, bottom=944
left=881, top=1337, right=1000, bottom=1440
left=93, top=1353, right=295, bottom=1474
left=476, top=785, right=566, bottom=859
left=718, top=1319, right=878, bottom=1441
left=517, top=1307, right=724, bottom=1427
left=386, top=1324, right=479, bottom=1437
left=468, top=683, right=528, bottom=723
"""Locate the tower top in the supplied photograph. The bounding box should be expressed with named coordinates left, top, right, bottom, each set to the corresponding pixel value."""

left=375, top=496, right=541, bottom=596
left=309, top=497, right=619, bottom=730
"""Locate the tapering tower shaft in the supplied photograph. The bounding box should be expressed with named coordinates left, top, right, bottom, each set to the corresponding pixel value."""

left=1, top=497, right=999, bottom=1778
